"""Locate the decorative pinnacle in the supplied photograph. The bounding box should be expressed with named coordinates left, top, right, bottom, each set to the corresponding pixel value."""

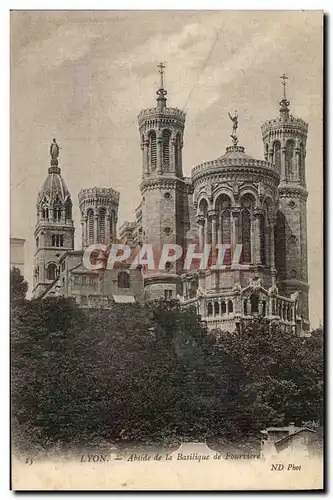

left=280, top=73, right=288, bottom=100
left=279, top=73, right=290, bottom=118
left=156, top=62, right=167, bottom=109
left=157, top=62, right=166, bottom=89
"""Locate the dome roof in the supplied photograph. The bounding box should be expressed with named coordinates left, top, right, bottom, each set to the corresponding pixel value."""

left=218, top=145, right=253, bottom=161
left=38, top=170, right=70, bottom=203
left=192, top=144, right=279, bottom=181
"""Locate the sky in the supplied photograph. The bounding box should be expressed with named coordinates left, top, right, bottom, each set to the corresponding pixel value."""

left=10, top=10, right=323, bottom=327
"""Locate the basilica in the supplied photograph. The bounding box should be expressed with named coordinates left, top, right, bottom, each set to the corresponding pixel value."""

left=32, top=67, right=310, bottom=333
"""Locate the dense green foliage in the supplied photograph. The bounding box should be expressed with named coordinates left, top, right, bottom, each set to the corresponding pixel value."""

left=10, top=267, right=28, bottom=301
left=11, top=297, right=323, bottom=452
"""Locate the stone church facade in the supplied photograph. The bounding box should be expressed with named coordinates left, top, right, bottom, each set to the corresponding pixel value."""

left=32, top=69, right=309, bottom=333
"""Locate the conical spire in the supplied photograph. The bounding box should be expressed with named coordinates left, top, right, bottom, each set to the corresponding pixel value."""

left=279, top=73, right=290, bottom=120
left=156, top=62, right=167, bottom=109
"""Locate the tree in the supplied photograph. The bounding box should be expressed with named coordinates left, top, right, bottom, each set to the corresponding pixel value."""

left=10, top=267, right=28, bottom=301
left=11, top=299, right=324, bottom=453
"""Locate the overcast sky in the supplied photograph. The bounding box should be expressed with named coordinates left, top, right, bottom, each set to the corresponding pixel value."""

left=10, top=10, right=323, bottom=326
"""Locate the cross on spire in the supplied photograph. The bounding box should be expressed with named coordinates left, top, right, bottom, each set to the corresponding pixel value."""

left=279, top=73, right=290, bottom=119
left=157, top=62, right=166, bottom=89
left=156, top=62, right=167, bottom=109
left=280, top=73, right=288, bottom=101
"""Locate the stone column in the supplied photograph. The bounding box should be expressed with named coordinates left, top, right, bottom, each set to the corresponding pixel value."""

left=269, top=217, right=276, bottom=269
left=171, top=137, right=176, bottom=174
left=106, top=215, right=111, bottom=243
left=197, top=217, right=205, bottom=251
left=217, top=214, right=222, bottom=245
left=269, top=148, right=274, bottom=164
left=231, top=208, right=241, bottom=248
left=83, top=216, right=88, bottom=247
left=258, top=300, right=263, bottom=316
left=81, top=219, right=84, bottom=248
left=281, top=141, right=287, bottom=182
left=204, top=216, right=209, bottom=246
left=157, top=132, right=162, bottom=174
left=210, top=211, right=217, bottom=249
left=294, top=145, right=301, bottom=182
left=142, top=139, right=149, bottom=175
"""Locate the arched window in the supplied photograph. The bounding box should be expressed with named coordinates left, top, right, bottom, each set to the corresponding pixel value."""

left=241, top=209, right=251, bottom=263
left=199, top=198, right=208, bottom=216
left=53, top=196, right=62, bottom=221
left=240, top=194, right=254, bottom=263
left=42, top=206, right=49, bottom=219
left=65, top=199, right=72, bottom=220
left=148, top=131, right=157, bottom=171
left=118, top=271, right=130, bottom=289
left=273, top=141, right=281, bottom=170
left=87, top=209, right=94, bottom=245
left=98, top=208, right=106, bottom=243
left=286, top=140, right=295, bottom=180
left=221, top=210, right=231, bottom=244
left=250, top=294, right=259, bottom=314
left=175, top=133, right=181, bottom=174
left=162, top=129, right=171, bottom=171
left=243, top=299, right=247, bottom=315
left=207, top=302, right=213, bottom=316
left=221, top=301, right=226, bottom=314
left=228, top=300, right=233, bottom=313
left=47, top=263, right=57, bottom=281
left=214, top=301, right=219, bottom=316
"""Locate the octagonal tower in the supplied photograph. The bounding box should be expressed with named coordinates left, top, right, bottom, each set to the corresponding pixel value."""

left=33, top=139, right=74, bottom=298
left=261, top=75, right=309, bottom=331
left=78, top=187, right=119, bottom=248
left=137, top=63, right=190, bottom=300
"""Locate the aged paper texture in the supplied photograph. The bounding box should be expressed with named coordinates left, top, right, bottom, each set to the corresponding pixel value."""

left=10, top=10, right=323, bottom=491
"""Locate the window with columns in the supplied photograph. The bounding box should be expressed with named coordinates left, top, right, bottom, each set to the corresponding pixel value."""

left=162, top=129, right=171, bottom=171
left=286, top=140, right=295, bottom=180
left=216, top=195, right=231, bottom=243
left=51, top=234, right=64, bottom=247
left=87, top=209, right=94, bottom=245
left=263, top=199, right=273, bottom=267
left=98, top=207, right=106, bottom=243
left=65, top=199, right=72, bottom=220
left=273, top=141, right=281, bottom=171
left=148, top=131, right=157, bottom=171
left=53, top=195, right=62, bottom=220
left=175, top=133, right=181, bottom=173
left=215, top=194, right=231, bottom=263
left=240, top=195, right=254, bottom=264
